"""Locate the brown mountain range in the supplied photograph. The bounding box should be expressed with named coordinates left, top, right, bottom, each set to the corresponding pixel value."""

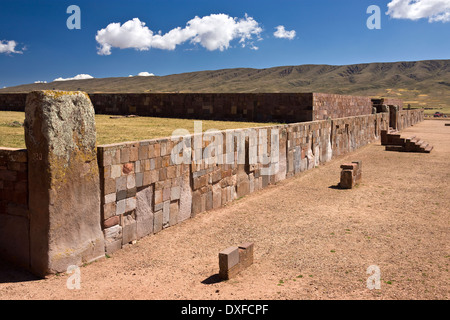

left=1, top=59, right=449, bottom=110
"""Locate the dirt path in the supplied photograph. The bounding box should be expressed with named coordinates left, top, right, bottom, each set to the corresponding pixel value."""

left=1, top=120, right=449, bottom=300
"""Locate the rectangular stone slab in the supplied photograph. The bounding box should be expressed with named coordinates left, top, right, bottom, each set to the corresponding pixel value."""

left=24, top=90, right=105, bottom=276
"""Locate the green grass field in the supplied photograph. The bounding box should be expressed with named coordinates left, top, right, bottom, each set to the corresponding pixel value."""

left=0, top=111, right=278, bottom=149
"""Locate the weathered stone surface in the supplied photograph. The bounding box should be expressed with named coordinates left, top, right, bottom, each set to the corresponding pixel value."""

left=122, top=214, right=137, bottom=245
left=178, top=172, right=192, bottom=222
left=24, top=91, right=105, bottom=276
left=104, top=225, right=122, bottom=255
left=238, top=242, right=254, bottom=269
left=136, top=185, right=154, bottom=238
left=219, top=246, right=241, bottom=280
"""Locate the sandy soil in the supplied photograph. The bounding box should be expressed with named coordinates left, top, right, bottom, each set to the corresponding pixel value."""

left=0, top=120, right=449, bottom=300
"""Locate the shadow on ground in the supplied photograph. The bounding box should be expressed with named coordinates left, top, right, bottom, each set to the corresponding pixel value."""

left=0, top=260, right=39, bottom=284
left=201, top=274, right=223, bottom=285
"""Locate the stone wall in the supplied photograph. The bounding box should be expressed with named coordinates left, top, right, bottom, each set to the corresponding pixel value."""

left=0, top=93, right=27, bottom=112
left=0, top=93, right=314, bottom=123
left=0, top=90, right=414, bottom=276
left=0, top=148, right=29, bottom=268
left=97, top=113, right=389, bottom=254
left=331, top=113, right=389, bottom=157
left=313, top=93, right=373, bottom=120
left=0, top=92, right=391, bottom=123
left=90, top=93, right=315, bottom=123
left=397, top=109, right=424, bottom=131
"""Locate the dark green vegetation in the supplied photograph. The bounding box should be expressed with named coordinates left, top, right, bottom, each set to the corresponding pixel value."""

left=2, top=59, right=449, bottom=112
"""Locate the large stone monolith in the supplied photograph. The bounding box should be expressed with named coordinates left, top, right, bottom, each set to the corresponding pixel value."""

left=24, top=91, right=105, bottom=276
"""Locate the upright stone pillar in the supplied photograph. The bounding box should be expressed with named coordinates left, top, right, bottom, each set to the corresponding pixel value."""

left=389, top=105, right=399, bottom=130
left=24, top=91, right=105, bottom=277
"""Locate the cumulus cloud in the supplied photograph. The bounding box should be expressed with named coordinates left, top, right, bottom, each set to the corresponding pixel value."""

left=95, top=13, right=263, bottom=55
left=34, top=81, right=47, bottom=84
left=273, top=26, right=296, bottom=40
left=0, top=40, right=23, bottom=54
left=386, top=0, right=450, bottom=22
left=137, top=72, right=155, bottom=76
left=53, top=74, right=94, bottom=82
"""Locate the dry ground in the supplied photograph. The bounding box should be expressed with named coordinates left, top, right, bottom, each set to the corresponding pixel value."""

left=0, top=120, right=449, bottom=300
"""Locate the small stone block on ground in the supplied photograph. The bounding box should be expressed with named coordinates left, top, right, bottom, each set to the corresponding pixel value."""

left=339, top=161, right=362, bottom=189
left=218, top=242, right=254, bottom=280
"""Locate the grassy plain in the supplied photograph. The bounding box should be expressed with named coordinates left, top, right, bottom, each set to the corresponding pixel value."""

left=0, top=111, right=277, bottom=148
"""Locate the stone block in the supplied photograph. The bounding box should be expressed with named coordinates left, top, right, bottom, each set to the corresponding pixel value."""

left=178, top=173, right=192, bottom=222
left=125, top=197, right=137, bottom=212
left=129, top=144, right=139, bottom=162
left=212, top=184, right=222, bottom=209
left=171, top=186, right=181, bottom=200
left=236, top=174, right=250, bottom=198
left=138, top=144, right=148, bottom=160
left=116, top=176, right=127, bottom=192
left=136, top=185, right=154, bottom=238
left=206, top=189, right=213, bottom=211
left=104, top=193, right=116, bottom=204
left=116, top=199, right=126, bottom=215
left=104, top=178, right=116, bottom=195
left=120, top=147, right=130, bottom=164
left=24, top=91, right=105, bottom=276
left=103, top=202, right=116, bottom=220
left=103, top=225, right=122, bottom=254
left=339, top=161, right=362, bottom=189
left=193, top=174, right=208, bottom=190
left=135, top=172, right=144, bottom=188
left=162, top=201, right=170, bottom=229
left=238, top=242, right=254, bottom=269
left=116, top=189, right=127, bottom=201
left=154, top=210, right=163, bottom=234
left=219, top=246, right=240, bottom=280
left=127, top=174, right=136, bottom=189
left=191, top=190, right=204, bottom=216
left=154, top=189, right=163, bottom=205
left=163, top=187, right=171, bottom=202
left=169, top=201, right=179, bottom=227
left=122, top=215, right=137, bottom=245
left=103, top=216, right=120, bottom=228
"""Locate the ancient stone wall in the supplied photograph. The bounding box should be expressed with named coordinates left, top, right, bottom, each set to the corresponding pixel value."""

left=0, top=148, right=29, bottom=268
left=397, top=109, right=424, bottom=131
left=0, top=93, right=27, bottom=112
left=312, top=93, right=373, bottom=120
left=97, top=113, right=389, bottom=254
left=0, top=92, right=391, bottom=122
left=0, top=91, right=417, bottom=276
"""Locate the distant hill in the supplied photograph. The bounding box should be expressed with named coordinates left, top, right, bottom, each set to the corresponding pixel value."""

left=1, top=59, right=449, bottom=109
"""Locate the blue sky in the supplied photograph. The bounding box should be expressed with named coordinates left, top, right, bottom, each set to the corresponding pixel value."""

left=0, top=0, right=449, bottom=87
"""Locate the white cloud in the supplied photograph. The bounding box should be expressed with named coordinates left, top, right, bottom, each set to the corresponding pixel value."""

left=53, top=74, right=94, bottom=82
left=386, top=0, right=450, bottom=22
left=34, top=81, right=47, bottom=84
left=137, top=72, right=155, bottom=77
left=95, top=13, right=263, bottom=55
left=0, top=40, right=23, bottom=54
left=273, top=26, right=296, bottom=40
